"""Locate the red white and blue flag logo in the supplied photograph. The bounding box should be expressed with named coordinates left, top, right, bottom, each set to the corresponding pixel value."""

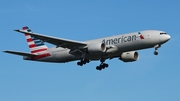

left=23, top=26, right=51, bottom=59
left=138, top=32, right=144, bottom=39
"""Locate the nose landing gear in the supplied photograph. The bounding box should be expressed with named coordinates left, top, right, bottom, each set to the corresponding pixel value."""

left=154, top=51, right=158, bottom=55
left=154, top=44, right=161, bottom=55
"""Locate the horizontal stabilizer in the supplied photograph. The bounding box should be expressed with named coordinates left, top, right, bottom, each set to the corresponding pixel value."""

left=3, top=50, right=37, bottom=57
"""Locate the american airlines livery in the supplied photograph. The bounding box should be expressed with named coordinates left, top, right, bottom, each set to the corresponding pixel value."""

left=4, top=26, right=171, bottom=70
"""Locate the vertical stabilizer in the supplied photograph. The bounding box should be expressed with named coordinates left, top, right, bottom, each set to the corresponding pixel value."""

left=22, top=26, right=50, bottom=59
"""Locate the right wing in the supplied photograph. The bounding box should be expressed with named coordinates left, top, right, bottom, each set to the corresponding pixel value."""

left=3, top=50, right=37, bottom=57
left=14, top=29, right=87, bottom=49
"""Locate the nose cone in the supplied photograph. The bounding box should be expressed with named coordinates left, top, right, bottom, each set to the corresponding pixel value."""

left=165, top=34, right=171, bottom=41
left=161, top=34, right=171, bottom=43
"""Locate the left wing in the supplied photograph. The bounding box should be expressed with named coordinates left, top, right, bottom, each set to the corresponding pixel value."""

left=14, top=29, right=87, bottom=49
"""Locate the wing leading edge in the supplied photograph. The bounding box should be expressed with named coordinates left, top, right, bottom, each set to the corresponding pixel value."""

left=14, top=29, right=87, bottom=49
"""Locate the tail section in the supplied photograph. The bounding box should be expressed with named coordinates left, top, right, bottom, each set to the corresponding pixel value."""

left=23, top=26, right=50, bottom=59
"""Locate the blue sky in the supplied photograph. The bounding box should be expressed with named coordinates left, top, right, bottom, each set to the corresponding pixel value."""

left=0, top=0, right=180, bottom=101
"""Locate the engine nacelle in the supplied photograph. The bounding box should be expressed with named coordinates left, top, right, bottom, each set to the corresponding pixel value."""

left=88, top=43, right=106, bottom=54
left=119, top=51, right=139, bottom=62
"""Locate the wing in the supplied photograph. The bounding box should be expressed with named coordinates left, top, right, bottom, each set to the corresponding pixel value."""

left=14, top=29, right=87, bottom=49
left=3, top=50, right=37, bottom=57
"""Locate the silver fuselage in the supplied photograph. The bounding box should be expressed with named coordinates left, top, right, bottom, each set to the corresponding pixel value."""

left=25, top=30, right=170, bottom=63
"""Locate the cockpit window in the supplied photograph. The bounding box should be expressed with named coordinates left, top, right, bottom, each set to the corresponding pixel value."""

left=160, top=33, right=167, bottom=35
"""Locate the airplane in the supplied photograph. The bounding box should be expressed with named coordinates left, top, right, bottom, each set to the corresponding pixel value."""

left=4, top=26, right=171, bottom=70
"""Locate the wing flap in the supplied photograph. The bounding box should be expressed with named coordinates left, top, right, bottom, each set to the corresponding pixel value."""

left=3, top=50, right=37, bottom=57
left=14, top=29, right=87, bottom=49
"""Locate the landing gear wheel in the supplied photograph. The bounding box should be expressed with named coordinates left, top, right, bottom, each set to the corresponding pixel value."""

left=82, top=61, right=86, bottom=64
left=104, top=64, right=109, bottom=68
left=77, top=62, right=83, bottom=66
left=77, top=59, right=90, bottom=66
left=154, top=51, right=158, bottom=55
left=100, top=64, right=105, bottom=69
left=96, top=66, right=102, bottom=70
left=96, top=58, right=109, bottom=71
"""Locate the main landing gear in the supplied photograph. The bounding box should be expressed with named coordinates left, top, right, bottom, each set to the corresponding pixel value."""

left=77, top=58, right=109, bottom=71
left=96, top=63, right=109, bottom=70
left=154, top=44, right=161, bottom=55
left=96, top=58, right=109, bottom=71
left=77, top=59, right=90, bottom=66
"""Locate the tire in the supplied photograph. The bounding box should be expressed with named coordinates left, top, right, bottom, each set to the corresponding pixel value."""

left=154, top=51, right=158, bottom=55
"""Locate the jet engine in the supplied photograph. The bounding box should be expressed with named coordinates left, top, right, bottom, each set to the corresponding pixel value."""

left=88, top=43, right=106, bottom=54
left=119, top=51, right=139, bottom=62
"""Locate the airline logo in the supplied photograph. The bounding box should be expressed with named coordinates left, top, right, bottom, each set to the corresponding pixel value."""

left=23, top=26, right=51, bottom=59
left=138, top=32, right=144, bottom=39
left=102, top=35, right=136, bottom=45
left=102, top=32, right=145, bottom=45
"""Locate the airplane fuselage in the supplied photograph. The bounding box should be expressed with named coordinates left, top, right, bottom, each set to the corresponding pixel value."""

left=26, top=30, right=170, bottom=63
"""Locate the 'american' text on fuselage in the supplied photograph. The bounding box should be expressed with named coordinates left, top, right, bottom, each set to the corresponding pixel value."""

left=102, top=35, right=137, bottom=45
